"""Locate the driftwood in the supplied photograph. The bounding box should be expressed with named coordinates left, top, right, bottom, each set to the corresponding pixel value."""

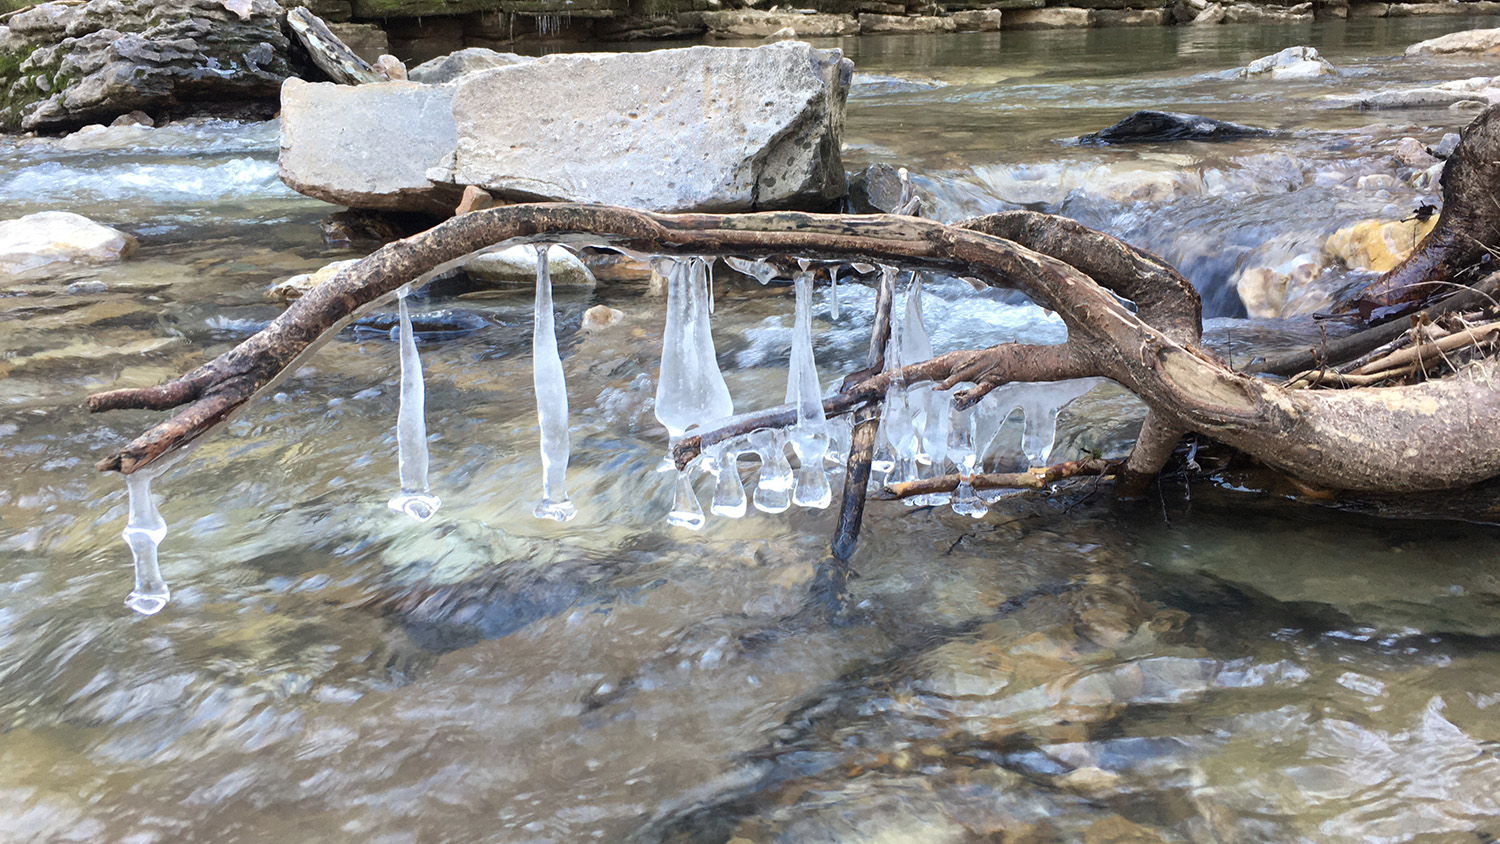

left=87, top=105, right=1500, bottom=562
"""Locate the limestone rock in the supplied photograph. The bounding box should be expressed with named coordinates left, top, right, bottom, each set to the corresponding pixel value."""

left=700, top=10, right=858, bottom=38
left=1092, top=8, right=1167, bottom=26
left=1, top=0, right=296, bottom=131
left=268, top=258, right=359, bottom=302
left=1406, top=27, right=1500, bottom=56
left=407, top=47, right=526, bottom=84
left=326, top=23, right=390, bottom=65
left=1004, top=7, right=1092, bottom=28
left=950, top=10, right=1004, bottom=30
left=1387, top=1, right=1500, bottom=15
left=1237, top=46, right=1336, bottom=80
left=1323, top=217, right=1438, bottom=273
left=461, top=245, right=596, bottom=288
left=279, top=77, right=464, bottom=215
left=858, top=13, right=958, bottom=33
left=0, top=211, right=136, bottom=278
left=1329, top=76, right=1500, bottom=109
left=1190, top=3, right=1226, bottom=23
left=1394, top=136, right=1440, bottom=168
left=1223, top=2, right=1313, bottom=22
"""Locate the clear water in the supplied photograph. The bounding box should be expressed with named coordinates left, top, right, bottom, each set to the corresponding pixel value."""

left=4, top=19, right=1500, bottom=843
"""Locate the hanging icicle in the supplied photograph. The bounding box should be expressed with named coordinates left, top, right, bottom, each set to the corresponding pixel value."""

left=532, top=245, right=577, bottom=522
left=829, top=265, right=841, bottom=320
left=786, top=267, right=831, bottom=508
left=655, top=258, right=734, bottom=439
left=388, top=286, right=442, bottom=522
left=655, top=257, right=734, bottom=529
left=121, top=466, right=170, bottom=615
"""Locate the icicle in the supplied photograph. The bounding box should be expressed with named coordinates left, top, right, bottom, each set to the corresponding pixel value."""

left=707, top=257, right=716, bottom=315
left=668, top=470, right=706, bottom=529
left=900, top=273, right=936, bottom=465
left=725, top=256, right=778, bottom=285
left=751, top=430, right=794, bottom=514
left=786, top=268, right=831, bottom=509
left=122, top=466, right=170, bottom=615
left=710, top=445, right=747, bottom=518
left=655, top=258, right=734, bottom=438
left=946, top=400, right=987, bottom=518
left=532, top=245, right=577, bottom=522
left=1015, top=380, right=1099, bottom=466
left=829, top=266, right=841, bottom=320
left=388, top=287, right=442, bottom=522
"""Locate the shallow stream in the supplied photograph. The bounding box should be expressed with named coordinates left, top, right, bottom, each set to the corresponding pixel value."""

left=4, top=17, right=1500, bottom=844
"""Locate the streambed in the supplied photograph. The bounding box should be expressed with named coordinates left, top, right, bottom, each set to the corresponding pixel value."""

left=3, top=17, right=1500, bottom=843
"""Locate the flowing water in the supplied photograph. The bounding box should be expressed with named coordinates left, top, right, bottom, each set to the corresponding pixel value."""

left=4, top=17, right=1500, bottom=843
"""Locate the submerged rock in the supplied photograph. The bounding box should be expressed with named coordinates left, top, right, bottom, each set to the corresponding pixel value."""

left=461, top=245, right=596, bottom=289
left=1236, top=46, right=1337, bottom=80
left=1076, top=110, right=1282, bottom=144
left=1406, top=27, right=1500, bottom=56
left=0, top=0, right=297, bottom=131
left=268, top=258, right=359, bottom=302
left=0, top=211, right=136, bottom=277
left=280, top=42, right=852, bottom=214
left=1323, top=217, right=1438, bottom=273
left=1327, top=77, right=1500, bottom=110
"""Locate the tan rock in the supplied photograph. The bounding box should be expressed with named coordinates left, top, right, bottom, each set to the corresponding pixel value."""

left=858, top=13, right=959, bottom=33
left=700, top=10, right=859, bottom=38
left=1004, top=7, right=1092, bottom=28
left=1092, top=8, right=1166, bottom=26
left=951, top=9, right=1004, bottom=30
left=1234, top=253, right=1323, bottom=318
left=1394, top=136, right=1439, bottom=168
left=1323, top=217, right=1437, bottom=272
left=0, top=211, right=136, bottom=278
left=1191, top=3, right=1226, bottom=23
left=581, top=305, right=625, bottom=332
left=461, top=245, right=596, bottom=288
left=1406, top=26, right=1500, bottom=55
left=267, top=258, right=359, bottom=302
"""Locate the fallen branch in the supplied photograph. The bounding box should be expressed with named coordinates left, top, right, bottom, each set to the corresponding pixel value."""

left=875, top=458, right=1119, bottom=500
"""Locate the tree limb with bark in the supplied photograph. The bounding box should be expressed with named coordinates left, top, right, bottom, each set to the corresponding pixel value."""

left=87, top=104, right=1500, bottom=561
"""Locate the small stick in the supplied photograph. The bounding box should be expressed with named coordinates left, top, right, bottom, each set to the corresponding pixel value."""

left=875, top=458, right=1119, bottom=500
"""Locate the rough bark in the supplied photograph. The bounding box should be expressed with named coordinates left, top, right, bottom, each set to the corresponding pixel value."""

left=87, top=201, right=1500, bottom=494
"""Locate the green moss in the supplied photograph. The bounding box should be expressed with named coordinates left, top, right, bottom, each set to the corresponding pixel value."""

left=0, top=45, right=64, bottom=132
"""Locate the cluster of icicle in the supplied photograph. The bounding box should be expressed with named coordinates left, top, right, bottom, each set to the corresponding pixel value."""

left=116, top=245, right=1098, bottom=614
left=661, top=256, right=1098, bottom=529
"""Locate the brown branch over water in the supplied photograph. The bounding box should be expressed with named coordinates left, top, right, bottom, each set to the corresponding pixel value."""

left=875, top=458, right=1119, bottom=500
left=87, top=145, right=1500, bottom=495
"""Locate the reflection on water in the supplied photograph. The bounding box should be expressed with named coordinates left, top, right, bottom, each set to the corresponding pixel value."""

left=4, top=17, right=1500, bottom=844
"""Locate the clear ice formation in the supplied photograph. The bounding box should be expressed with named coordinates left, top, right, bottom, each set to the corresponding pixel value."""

left=751, top=429, right=794, bottom=514
left=532, top=245, right=578, bottom=522
left=1013, top=379, right=1099, bottom=465
left=653, top=257, right=735, bottom=528
left=786, top=270, right=831, bottom=509
left=829, top=266, right=841, bottom=320
left=655, top=257, right=734, bottom=439
left=710, top=445, right=748, bottom=518
left=668, top=471, right=707, bottom=529
left=725, top=256, right=778, bottom=285
left=388, top=286, right=443, bottom=522
left=122, top=466, right=170, bottom=615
